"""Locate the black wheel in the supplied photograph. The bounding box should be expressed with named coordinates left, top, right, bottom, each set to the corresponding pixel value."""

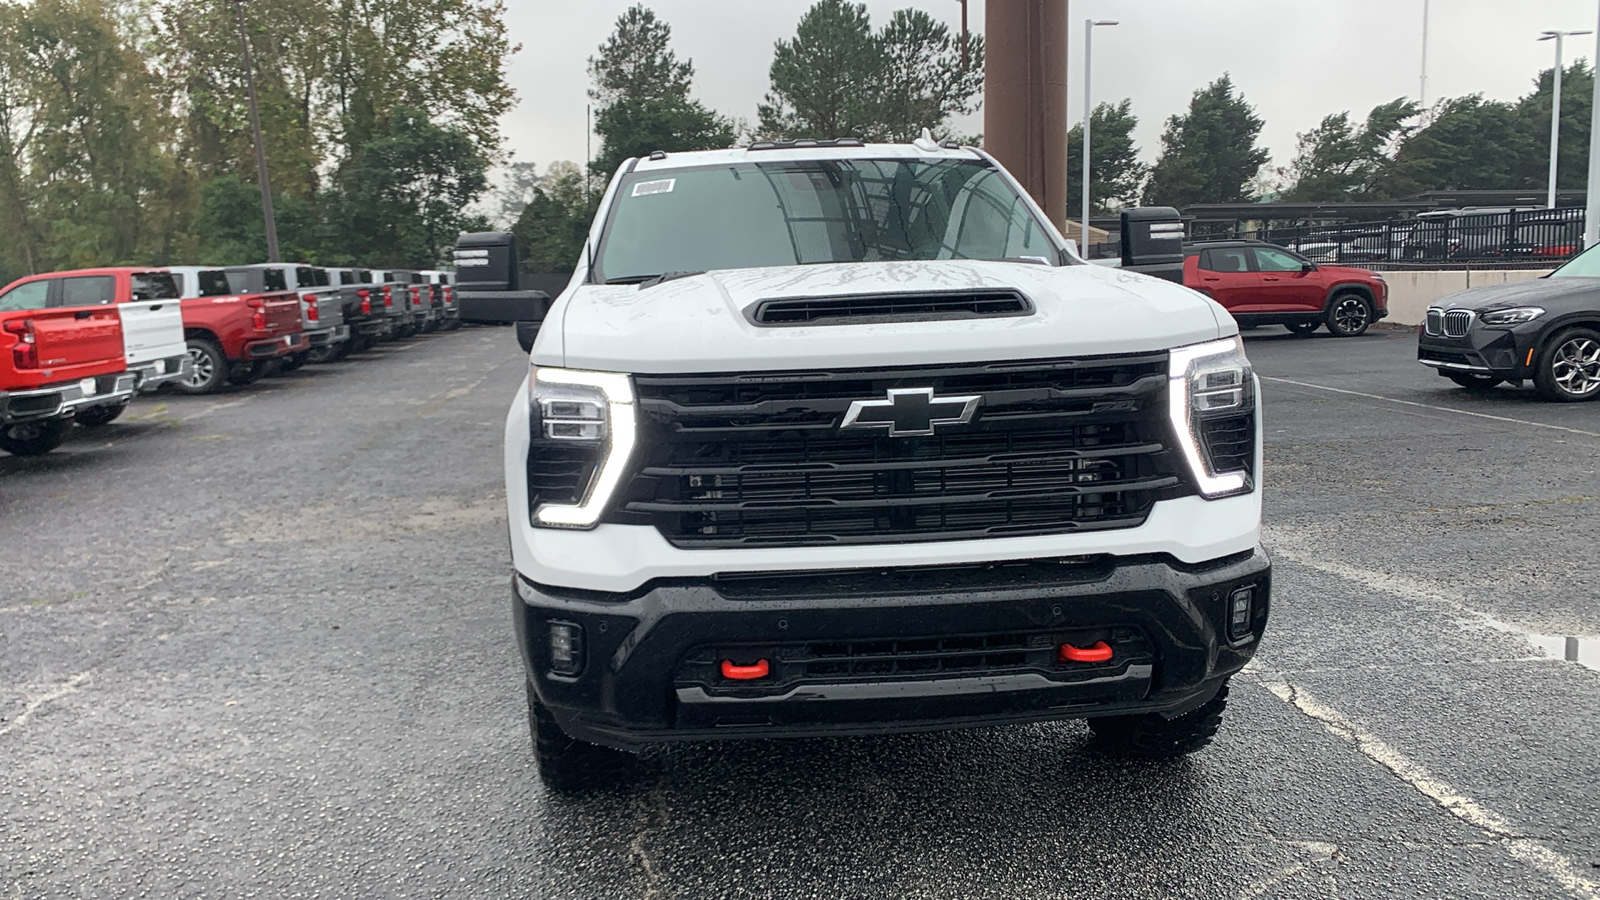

left=1325, top=293, right=1372, bottom=337
left=1533, top=327, right=1600, bottom=402
left=0, top=419, right=65, bottom=456
left=422, top=317, right=439, bottom=334
left=1447, top=372, right=1504, bottom=391
left=444, top=318, right=462, bottom=332
left=74, top=401, right=128, bottom=427
left=332, top=339, right=354, bottom=361
left=526, top=681, right=634, bottom=792
left=276, top=353, right=307, bottom=373
left=305, top=343, right=339, bottom=364
left=1286, top=321, right=1319, bottom=336
left=1089, top=681, right=1230, bottom=759
left=178, top=339, right=229, bottom=395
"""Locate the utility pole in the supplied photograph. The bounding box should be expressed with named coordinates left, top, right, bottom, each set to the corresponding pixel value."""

left=984, top=0, right=1069, bottom=233
left=1420, top=0, right=1430, bottom=107
left=1081, top=19, right=1117, bottom=256
left=1587, top=10, right=1600, bottom=246
left=231, top=0, right=279, bottom=262
left=957, top=0, right=969, bottom=71
left=1540, top=29, right=1591, bottom=210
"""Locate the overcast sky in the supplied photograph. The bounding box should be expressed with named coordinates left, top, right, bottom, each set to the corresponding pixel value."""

left=504, top=0, right=1600, bottom=176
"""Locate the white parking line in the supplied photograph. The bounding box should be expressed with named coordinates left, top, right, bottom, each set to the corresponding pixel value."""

left=1257, top=679, right=1600, bottom=899
left=1259, top=376, right=1600, bottom=438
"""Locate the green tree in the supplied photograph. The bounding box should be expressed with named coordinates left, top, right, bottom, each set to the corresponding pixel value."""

left=759, top=0, right=982, bottom=142
left=193, top=175, right=319, bottom=264
left=1142, top=75, right=1270, bottom=208
left=1369, top=95, right=1533, bottom=195
left=587, top=4, right=692, bottom=104
left=587, top=5, right=733, bottom=176
left=1066, top=99, right=1147, bottom=215
left=1281, top=99, right=1420, bottom=201
left=512, top=161, right=595, bottom=274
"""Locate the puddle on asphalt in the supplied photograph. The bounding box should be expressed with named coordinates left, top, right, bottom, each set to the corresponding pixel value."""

left=1485, top=618, right=1600, bottom=673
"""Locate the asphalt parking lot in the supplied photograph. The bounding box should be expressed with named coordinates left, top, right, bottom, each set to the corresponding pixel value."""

left=3, top=324, right=1599, bottom=899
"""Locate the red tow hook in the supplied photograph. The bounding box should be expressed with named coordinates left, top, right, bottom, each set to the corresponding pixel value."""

left=720, top=659, right=771, bottom=681
left=1059, top=641, right=1114, bottom=664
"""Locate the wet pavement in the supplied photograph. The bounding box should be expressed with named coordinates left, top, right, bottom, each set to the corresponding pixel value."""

left=3, top=324, right=1600, bottom=898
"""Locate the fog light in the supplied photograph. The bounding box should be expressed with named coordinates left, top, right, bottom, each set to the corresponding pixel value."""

left=1228, top=586, right=1255, bottom=641
left=548, top=620, right=584, bottom=676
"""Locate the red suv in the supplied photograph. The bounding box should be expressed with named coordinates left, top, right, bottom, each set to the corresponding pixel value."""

left=1182, top=240, right=1388, bottom=336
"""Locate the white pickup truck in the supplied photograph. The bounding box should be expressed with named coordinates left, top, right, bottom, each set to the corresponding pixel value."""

left=504, top=138, right=1271, bottom=791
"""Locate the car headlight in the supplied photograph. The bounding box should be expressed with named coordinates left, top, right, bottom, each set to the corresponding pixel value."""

left=527, top=366, right=637, bottom=528
left=1168, top=337, right=1257, bottom=499
left=1479, top=306, right=1545, bottom=326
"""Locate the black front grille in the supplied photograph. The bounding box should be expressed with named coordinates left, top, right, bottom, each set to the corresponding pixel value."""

left=615, top=353, right=1190, bottom=548
left=750, top=290, right=1033, bottom=326
left=677, top=626, right=1153, bottom=696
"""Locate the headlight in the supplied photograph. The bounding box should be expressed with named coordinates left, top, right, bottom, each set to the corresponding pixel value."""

left=528, top=366, right=637, bottom=528
left=1479, top=306, right=1545, bottom=326
left=1168, top=337, right=1257, bottom=499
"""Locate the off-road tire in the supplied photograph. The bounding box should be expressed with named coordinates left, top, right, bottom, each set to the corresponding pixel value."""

left=277, top=353, right=308, bottom=374
left=1088, top=681, right=1230, bottom=759
left=1447, top=372, right=1504, bottom=391
left=305, top=343, right=339, bottom=364
left=74, top=401, right=128, bottom=428
left=178, top=339, right=229, bottom=395
left=1325, top=293, right=1373, bottom=337
left=1286, top=321, right=1319, bottom=336
left=527, top=681, right=634, bottom=792
left=0, top=419, right=65, bottom=456
left=228, top=361, right=267, bottom=385
left=1533, top=327, right=1600, bottom=402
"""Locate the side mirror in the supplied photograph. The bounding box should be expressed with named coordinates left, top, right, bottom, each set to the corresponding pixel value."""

left=1302, top=262, right=1317, bottom=272
left=516, top=321, right=540, bottom=354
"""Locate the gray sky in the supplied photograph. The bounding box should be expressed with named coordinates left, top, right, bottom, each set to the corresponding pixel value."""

left=504, top=0, right=1600, bottom=176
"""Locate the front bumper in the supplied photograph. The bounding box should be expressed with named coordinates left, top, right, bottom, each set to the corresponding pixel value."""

left=515, top=548, right=1271, bottom=751
left=0, top=372, right=138, bottom=424
left=131, top=355, right=193, bottom=393
left=1418, top=324, right=1538, bottom=377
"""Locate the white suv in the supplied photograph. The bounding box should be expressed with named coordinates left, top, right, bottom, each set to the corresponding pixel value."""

left=504, top=138, right=1269, bottom=790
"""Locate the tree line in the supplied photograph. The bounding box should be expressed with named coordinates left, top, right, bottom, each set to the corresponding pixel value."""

left=0, top=0, right=515, bottom=286
left=517, top=0, right=1599, bottom=274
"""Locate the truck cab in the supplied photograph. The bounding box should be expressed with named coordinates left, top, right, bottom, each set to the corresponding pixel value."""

left=165, top=265, right=307, bottom=393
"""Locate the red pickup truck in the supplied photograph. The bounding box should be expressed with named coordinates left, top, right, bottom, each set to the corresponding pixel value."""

left=166, top=266, right=307, bottom=394
left=1183, top=240, right=1389, bottom=337
left=0, top=277, right=136, bottom=456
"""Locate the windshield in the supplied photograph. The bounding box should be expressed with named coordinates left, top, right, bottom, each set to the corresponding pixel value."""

left=595, top=158, right=1058, bottom=283
left=1550, top=243, right=1600, bottom=277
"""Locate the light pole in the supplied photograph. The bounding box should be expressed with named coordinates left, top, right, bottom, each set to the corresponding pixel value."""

left=1081, top=18, right=1117, bottom=256
left=231, top=0, right=279, bottom=262
left=1540, top=29, right=1591, bottom=210
left=1420, top=0, right=1429, bottom=107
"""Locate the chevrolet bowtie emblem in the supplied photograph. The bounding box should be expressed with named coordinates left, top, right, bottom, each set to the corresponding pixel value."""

left=840, top=387, right=981, bottom=437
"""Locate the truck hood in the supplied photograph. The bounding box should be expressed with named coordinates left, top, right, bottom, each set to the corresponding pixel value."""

left=550, top=261, right=1228, bottom=372
left=1435, top=275, right=1593, bottom=312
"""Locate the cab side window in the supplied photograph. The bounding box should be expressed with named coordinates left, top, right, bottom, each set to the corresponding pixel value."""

left=59, top=275, right=116, bottom=307
left=0, top=280, right=50, bottom=312
left=1200, top=249, right=1251, bottom=273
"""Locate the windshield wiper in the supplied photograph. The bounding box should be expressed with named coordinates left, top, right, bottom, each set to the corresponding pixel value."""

left=605, top=271, right=706, bottom=288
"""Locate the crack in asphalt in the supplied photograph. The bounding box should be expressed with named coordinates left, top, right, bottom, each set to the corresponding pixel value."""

left=0, top=671, right=92, bottom=738
left=1254, top=678, right=1600, bottom=899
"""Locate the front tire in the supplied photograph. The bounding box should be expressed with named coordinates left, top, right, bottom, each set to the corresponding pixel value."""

left=74, top=401, right=128, bottom=427
left=0, top=419, right=65, bottom=456
left=1088, top=681, right=1230, bottom=759
left=1325, top=293, right=1372, bottom=337
left=1534, top=327, right=1600, bottom=402
left=178, top=339, right=229, bottom=395
left=527, top=681, right=634, bottom=792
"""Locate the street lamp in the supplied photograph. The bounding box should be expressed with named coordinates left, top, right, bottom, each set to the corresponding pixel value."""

left=1539, top=28, right=1591, bottom=210
left=231, top=0, right=280, bottom=262
left=1081, top=19, right=1118, bottom=256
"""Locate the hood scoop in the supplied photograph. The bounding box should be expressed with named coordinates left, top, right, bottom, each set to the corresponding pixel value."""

left=748, top=289, right=1034, bottom=327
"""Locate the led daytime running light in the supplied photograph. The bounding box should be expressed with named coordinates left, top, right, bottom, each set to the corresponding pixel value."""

left=1168, top=337, right=1254, bottom=499
left=531, top=366, right=637, bottom=528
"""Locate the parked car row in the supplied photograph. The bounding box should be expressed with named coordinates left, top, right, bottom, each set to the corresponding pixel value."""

left=0, top=263, right=459, bottom=456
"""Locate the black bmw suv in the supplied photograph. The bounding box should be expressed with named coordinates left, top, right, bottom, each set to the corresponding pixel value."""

left=1418, top=244, right=1600, bottom=401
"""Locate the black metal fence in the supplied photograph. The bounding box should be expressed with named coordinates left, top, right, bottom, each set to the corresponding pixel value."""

left=1187, top=207, right=1587, bottom=268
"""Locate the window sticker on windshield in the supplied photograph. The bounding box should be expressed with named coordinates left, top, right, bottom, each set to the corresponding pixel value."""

left=632, top=178, right=676, bottom=197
